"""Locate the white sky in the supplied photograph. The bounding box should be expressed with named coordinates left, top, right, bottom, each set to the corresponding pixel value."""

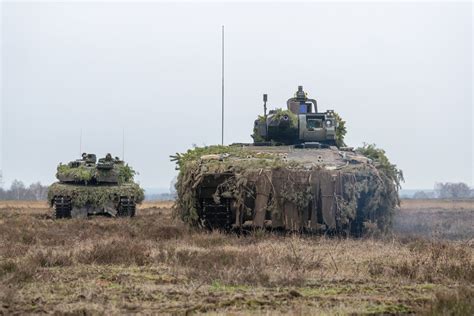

left=1, top=1, right=472, bottom=191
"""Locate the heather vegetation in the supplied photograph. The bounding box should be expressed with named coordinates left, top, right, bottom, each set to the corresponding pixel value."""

left=0, top=201, right=472, bottom=314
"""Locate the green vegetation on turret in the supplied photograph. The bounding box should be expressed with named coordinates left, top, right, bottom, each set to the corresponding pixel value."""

left=334, top=112, right=347, bottom=147
left=272, top=108, right=299, bottom=126
left=252, top=111, right=347, bottom=147
left=252, top=109, right=299, bottom=145
left=252, top=115, right=266, bottom=143
left=56, top=163, right=136, bottom=184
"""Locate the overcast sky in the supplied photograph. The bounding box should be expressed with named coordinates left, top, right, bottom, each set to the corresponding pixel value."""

left=1, top=1, right=472, bottom=191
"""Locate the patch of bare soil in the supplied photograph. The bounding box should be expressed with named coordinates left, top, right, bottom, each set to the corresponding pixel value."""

left=0, top=200, right=472, bottom=314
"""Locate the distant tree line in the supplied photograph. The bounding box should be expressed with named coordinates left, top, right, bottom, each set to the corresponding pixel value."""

left=0, top=175, right=471, bottom=201
left=145, top=193, right=177, bottom=201
left=434, top=182, right=472, bottom=199
left=0, top=180, right=49, bottom=201
left=412, top=182, right=473, bottom=199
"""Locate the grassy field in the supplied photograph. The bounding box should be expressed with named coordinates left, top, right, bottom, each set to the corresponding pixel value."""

left=395, top=199, right=474, bottom=240
left=0, top=200, right=472, bottom=314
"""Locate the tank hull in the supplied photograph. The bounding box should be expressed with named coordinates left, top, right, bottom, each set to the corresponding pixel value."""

left=174, top=145, right=399, bottom=236
left=48, top=182, right=144, bottom=218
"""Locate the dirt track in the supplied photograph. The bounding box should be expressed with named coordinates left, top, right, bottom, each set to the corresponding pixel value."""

left=0, top=200, right=472, bottom=314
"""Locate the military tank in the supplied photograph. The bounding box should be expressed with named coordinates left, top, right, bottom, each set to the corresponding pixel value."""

left=48, top=153, right=144, bottom=219
left=173, top=86, right=402, bottom=236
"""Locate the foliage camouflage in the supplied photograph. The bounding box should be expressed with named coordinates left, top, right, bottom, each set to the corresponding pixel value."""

left=172, top=144, right=401, bottom=235
left=47, top=182, right=144, bottom=209
left=173, top=86, right=401, bottom=234
left=334, top=112, right=347, bottom=148
left=252, top=110, right=347, bottom=147
left=48, top=153, right=144, bottom=216
left=56, top=163, right=136, bottom=185
left=356, top=143, right=404, bottom=190
left=252, top=86, right=340, bottom=146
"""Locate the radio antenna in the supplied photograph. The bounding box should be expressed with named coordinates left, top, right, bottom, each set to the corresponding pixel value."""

left=122, top=128, right=125, bottom=161
left=79, top=129, right=82, bottom=156
left=221, top=25, right=225, bottom=146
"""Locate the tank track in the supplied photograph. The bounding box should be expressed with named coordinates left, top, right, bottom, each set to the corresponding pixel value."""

left=53, top=196, right=72, bottom=219
left=117, top=196, right=136, bottom=217
left=200, top=198, right=232, bottom=230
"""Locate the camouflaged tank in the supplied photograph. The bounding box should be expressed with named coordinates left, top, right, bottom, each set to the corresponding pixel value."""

left=48, top=153, right=144, bottom=218
left=173, top=86, right=402, bottom=236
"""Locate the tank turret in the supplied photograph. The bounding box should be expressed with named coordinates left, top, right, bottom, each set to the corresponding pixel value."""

left=56, top=153, right=129, bottom=184
left=48, top=153, right=144, bottom=218
left=253, top=86, right=338, bottom=146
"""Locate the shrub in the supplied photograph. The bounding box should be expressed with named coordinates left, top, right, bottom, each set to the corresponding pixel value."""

left=29, top=249, right=73, bottom=267
left=79, top=239, right=151, bottom=266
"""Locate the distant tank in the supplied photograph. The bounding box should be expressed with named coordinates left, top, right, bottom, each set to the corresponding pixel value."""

left=48, top=153, right=144, bottom=218
left=173, top=86, right=401, bottom=236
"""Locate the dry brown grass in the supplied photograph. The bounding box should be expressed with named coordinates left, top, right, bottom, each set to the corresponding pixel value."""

left=395, top=199, right=474, bottom=240
left=0, top=200, right=472, bottom=314
left=0, top=200, right=174, bottom=211
left=139, top=200, right=175, bottom=209
left=401, top=199, right=473, bottom=210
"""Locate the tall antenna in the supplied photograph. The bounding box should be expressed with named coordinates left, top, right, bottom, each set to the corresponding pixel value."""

left=122, top=128, right=125, bottom=161
left=221, top=25, right=225, bottom=146
left=79, top=129, right=82, bottom=156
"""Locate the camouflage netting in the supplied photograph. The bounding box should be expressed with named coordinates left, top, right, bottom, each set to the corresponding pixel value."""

left=172, top=144, right=403, bottom=235
left=47, top=183, right=144, bottom=209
